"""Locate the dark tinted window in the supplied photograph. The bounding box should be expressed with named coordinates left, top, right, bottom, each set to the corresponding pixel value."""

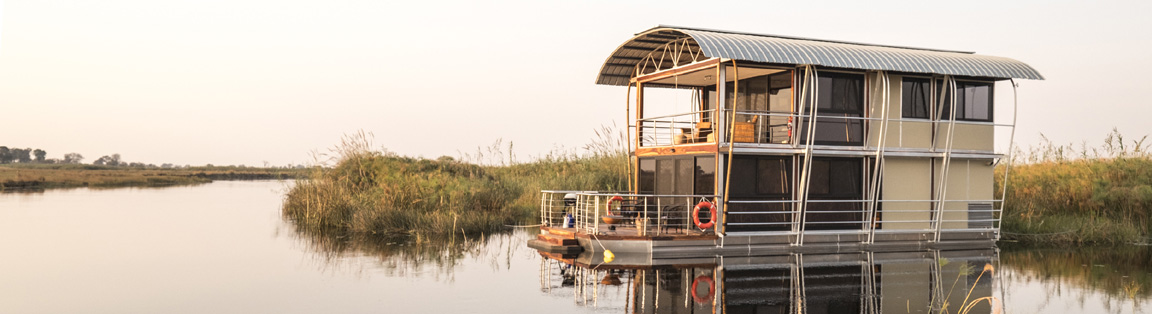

left=643, top=156, right=715, bottom=195
left=676, top=158, right=694, bottom=195
left=757, top=158, right=790, bottom=195
left=694, top=156, right=715, bottom=195
left=639, top=158, right=655, bottom=193
left=814, top=72, right=864, bottom=113
left=807, top=157, right=862, bottom=198
left=939, top=81, right=993, bottom=122
left=655, top=159, right=674, bottom=195
left=729, top=155, right=792, bottom=197
left=902, top=78, right=930, bottom=119
left=727, top=155, right=793, bottom=232
left=805, top=157, right=864, bottom=231
left=799, top=72, right=865, bottom=145
left=729, top=157, right=757, bottom=197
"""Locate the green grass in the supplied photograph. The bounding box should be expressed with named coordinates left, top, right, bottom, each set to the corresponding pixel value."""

left=0, top=163, right=305, bottom=190
left=281, top=129, right=628, bottom=236
left=998, top=129, right=1152, bottom=245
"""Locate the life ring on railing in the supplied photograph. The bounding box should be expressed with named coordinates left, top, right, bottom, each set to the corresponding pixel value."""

left=691, top=275, right=715, bottom=303
left=606, top=196, right=624, bottom=216
left=693, top=201, right=716, bottom=230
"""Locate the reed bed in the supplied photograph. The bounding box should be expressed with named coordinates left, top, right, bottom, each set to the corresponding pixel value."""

left=998, top=129, right=1152, bottom=244
left=281, top=128, right=629, bottom=236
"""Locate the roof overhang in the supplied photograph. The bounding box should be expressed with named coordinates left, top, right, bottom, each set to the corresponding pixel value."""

left=596, top=26, right=1044, bottom=86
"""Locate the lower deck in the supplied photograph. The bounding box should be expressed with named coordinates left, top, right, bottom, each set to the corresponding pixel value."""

left=532, top=225, right=997, bottom=266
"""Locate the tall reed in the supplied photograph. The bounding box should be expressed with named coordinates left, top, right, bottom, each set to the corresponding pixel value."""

left=997, top=128, right=1152, bottom=244
left=282, top=127, right=629, bottom=236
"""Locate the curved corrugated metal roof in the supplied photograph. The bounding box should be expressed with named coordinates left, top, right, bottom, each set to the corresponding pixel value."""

left=596, top=26, right=1044, bottom=86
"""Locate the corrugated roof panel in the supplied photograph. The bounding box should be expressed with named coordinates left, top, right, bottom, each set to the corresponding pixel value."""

left=596, top=26, right=1044, bottom=86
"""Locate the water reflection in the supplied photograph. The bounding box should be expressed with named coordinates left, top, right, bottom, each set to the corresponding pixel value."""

left=539, top=250, right=999, bottom=314
left=279, top=218, right=1151, bottom=313
left=1001, top=245, right=1152, bottom=312
left=283, top=224, right=521, bottom=280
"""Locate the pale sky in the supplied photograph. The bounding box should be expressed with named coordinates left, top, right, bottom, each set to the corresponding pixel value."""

left=1, top=0, right=1149, bottom=166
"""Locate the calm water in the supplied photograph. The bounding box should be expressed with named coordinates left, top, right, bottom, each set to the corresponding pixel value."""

left=0, top=181, right=1149, bottom=313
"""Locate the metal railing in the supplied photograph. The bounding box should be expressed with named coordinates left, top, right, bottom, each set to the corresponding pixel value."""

left=637, top=111, right=715, bottom=147
left=635, top=109, right=1013, bottom=153
left=575, top=193, right=722, bottom=236
left=540, top=190, right=587, bottom=228
left=541, top=191, right=1001, bottom=240
left=723, top=198, right=1002, bottom=237
left=540, top=190, right=721, bottom=236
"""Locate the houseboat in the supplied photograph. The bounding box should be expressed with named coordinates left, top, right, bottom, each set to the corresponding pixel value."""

left=531, top=26, right=1043, bottom=260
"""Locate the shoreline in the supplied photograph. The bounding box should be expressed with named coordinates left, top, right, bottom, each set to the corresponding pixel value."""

left=0, top=164, right=307, bottom=191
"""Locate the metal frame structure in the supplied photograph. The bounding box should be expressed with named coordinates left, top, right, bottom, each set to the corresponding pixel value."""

left=537, top=26, right=1040, bottom=254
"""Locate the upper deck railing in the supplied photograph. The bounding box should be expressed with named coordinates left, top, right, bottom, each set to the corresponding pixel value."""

left=637, top=109, right=1012, bottom=154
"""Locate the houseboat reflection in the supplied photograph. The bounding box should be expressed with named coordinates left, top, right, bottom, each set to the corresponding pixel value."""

left=539, top=249, right=997, bottom=314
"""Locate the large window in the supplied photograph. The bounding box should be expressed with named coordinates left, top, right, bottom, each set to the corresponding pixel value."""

left=639, top=159, right=655, bottom=193
left=727, top=155, right=793, bottom=232
left=938, top=81, right=993, bottom=122
left=902, top=77, right=931, bottom=119
left=805, top=157, right=864, bottom=231
left=694, top=157, right=715, bottom=195
left=638, top=156, right=715, bottom=195
left=799, top=72, right=865, bottom=145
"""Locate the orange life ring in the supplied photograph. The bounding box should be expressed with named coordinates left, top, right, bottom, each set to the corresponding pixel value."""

left=606, top=196, right=623, bottom=216
left=691, top=275, right=715, bottom=303
left=693, top=201, right=716, bottom=229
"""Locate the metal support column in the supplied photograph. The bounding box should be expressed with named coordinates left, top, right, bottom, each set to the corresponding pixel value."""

left=794, top=66, right=820, bottom=246
left=933, top=76, right=959, bottom=242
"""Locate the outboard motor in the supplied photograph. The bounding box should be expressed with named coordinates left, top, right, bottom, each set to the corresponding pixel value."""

left=561, top=193, right=578, bottom=228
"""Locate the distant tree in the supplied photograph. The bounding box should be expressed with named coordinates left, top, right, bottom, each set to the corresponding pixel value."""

left=128, top=162, right=145, bottom=167
left=44, top=158, right=61, bottom=164
left=93, top=154, right=122, bottom=166
left=33, top=149, right=46, bottom=163
left=0, top=146, right=10, bottom=164
left=161, top=163, right=174, bottom=168
left=63, top=153, right=84, bottom=164
left=11, top=148, right=31, bottom=163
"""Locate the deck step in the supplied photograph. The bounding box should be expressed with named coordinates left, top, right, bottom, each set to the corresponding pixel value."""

left=527, top=239, right=583, bottom=255
left=537, top=233, right=579, bottom=246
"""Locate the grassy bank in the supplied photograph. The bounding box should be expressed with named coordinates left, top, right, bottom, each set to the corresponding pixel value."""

left=0, top=163, right=305, bottom=191
left=998, top=130, right=1152, bottom=245
left=282, top=132, right=627, bottom=236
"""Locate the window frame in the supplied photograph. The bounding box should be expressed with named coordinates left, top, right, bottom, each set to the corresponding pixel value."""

left=937, top=79, right=994, bottom=123
left=797, top=70, right=867, bottom=146
left=637, top=155, right=716, bottom=195
left=901, top=76, right=932, bottom=120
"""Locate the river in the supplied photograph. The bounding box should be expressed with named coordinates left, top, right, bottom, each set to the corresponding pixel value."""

left=0, top=181, right=1148, bottom=313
